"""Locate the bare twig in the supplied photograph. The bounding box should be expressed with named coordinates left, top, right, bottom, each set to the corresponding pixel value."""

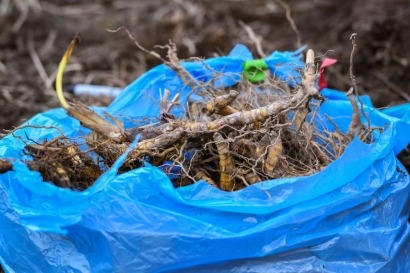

left=349, top=33, right=359, bottom=95
left=27, top=33, right=54, bottom=93
left=107, top=26, right=165, bottom=62
left=3, top=124, right=65, bottom=138
left=239, top=21, right=266, bottom=57
left=166, top=93, right=181, bottom=113
left=375, top=72, right=410, bottom=102
left=275, top=0, right=302, bottom=48
left=346, top=87, right=365, bottom=139
left=349, top=33, right=370, bottom=129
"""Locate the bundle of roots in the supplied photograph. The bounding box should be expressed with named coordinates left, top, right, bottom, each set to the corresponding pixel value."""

left=0, top=35, right=374, bottom=191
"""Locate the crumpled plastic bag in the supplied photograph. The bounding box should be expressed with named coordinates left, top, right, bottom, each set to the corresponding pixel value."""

left=0, top=45, right=409, bottom=273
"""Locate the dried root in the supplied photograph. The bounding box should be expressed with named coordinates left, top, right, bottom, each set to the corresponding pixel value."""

left=213, top=132, right=236, bottom=191
left=195, top=170, right=217, bottom=187
left=0, top=35, right=376, bottom=191
left=204, top=90, right=239, bottom=116
left=0, top=138, right=103, bottom=190
left=263, top=132, right=282, bottom=176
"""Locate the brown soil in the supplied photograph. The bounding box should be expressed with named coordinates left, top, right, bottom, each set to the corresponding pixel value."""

left=0, top=0, right=409, bottom=159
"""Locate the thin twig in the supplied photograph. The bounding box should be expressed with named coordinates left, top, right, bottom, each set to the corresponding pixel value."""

left=349, top=33, right=370, bottom=129
left=375, top=72, right=410, bottom=102
left=166, top=93, right=181, bottom=113
left=3, top=124, right=65, bottom=139
left=107, top=26, right=166, bottom=62
left=275, top=0, right=302, bottom=48
left=27, top=33, right=54, bottom=94
left=349, top=33, right=359, bottom=95
left=238, top=21, right=266, bottom=57
left=12, top=0, right=28, bottom=32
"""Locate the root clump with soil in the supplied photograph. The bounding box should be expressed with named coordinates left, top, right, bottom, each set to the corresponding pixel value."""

left=0, top=37, right=373, bottom=191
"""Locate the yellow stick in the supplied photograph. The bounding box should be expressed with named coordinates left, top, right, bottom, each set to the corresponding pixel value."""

left=55, top=33, right=81, bottom=109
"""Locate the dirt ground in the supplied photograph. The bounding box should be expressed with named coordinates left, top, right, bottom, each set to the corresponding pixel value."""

left=0, top=0, right=409, bottom=159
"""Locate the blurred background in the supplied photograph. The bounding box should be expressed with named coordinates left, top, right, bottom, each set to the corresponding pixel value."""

left=0, top=0, right=409, bottom=132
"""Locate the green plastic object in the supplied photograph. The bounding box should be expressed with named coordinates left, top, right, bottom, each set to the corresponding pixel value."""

left=243, top=59, right=268, bottom=82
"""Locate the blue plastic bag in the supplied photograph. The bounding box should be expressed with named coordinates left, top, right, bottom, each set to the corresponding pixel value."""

left=1, top=45, right=409, bottom=272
